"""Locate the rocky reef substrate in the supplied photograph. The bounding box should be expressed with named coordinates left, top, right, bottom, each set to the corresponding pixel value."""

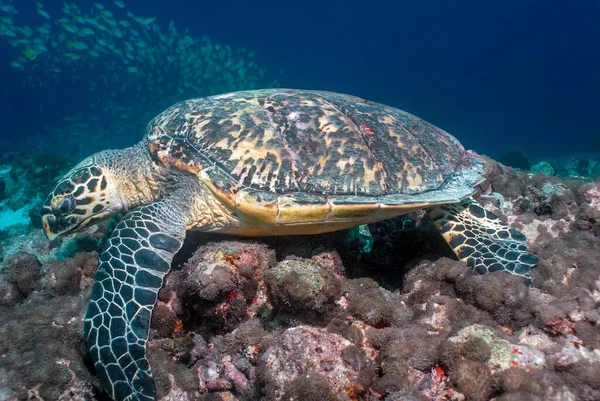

left=0, top=156, right=599, bottom=401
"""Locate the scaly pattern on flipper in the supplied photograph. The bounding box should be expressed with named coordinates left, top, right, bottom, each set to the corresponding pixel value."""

left=430, top=198, right=538, bottom=283
left=84, top=196, right=187, bottom=401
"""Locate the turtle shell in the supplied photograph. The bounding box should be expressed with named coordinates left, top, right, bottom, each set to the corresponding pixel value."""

left=146, top=89, right=484, bottom=231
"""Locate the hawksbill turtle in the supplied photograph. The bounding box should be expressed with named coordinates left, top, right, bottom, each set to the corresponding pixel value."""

left=41, top=89, right=538, bottom=401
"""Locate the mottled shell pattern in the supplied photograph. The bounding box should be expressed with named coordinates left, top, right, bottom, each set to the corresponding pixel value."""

left=146, top=89, right=484, bottom=227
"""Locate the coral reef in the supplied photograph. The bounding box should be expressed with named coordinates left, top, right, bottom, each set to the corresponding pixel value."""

left=0, top=250, right=98, bottom=400
left=530, top=161, right=556, bottom=176
left=0, top=154, right=71, bottom=231
left=534, top=153, right=600, bottom=179
left=0, top=156, right=599, bottom=400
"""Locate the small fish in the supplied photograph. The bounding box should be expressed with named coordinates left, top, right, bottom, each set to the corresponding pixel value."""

left=127, top=66, right=138, bottom=73
left=168, top=20, right=177, bottom=34
left=1, top=26, right=17, bottom=37
left=10, top=60, right=23, bottom=69
left=0, top=5, right=18, bottom=14
left=70, top=41, right=88, bottom=50
left=78, top=28, right=95, bottom=36
left=114, top=0, right=125, bottom=8
left=62, top=23, right=78, bottom=33
left=37, top=8, right=51, bottom=19
left=69, top=3, right=82, bottom=15
left=137, top=17, right=156, bottom=25
left=38, top=24, right=51, bottom=34
left=21, top=26, right=34, bottom=37
left=23, top=47, right=38, bottom=60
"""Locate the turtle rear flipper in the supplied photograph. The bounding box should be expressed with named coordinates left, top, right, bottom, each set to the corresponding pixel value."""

left=429, top=198, right=538, bottom=283
left=84, top=196, right=187, bottom=401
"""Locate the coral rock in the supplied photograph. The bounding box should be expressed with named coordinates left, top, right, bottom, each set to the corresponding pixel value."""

left=530, top=161, right=556, bottom=176
left=260, top=326, right=364, bottom=401
left=0, top=281, right=23, bottom=305
left=448, top=325, right=546, bottom=373
left=43, top=252, right=98, bottom=296
left=344, top=277, right=412, bottom=327
left=451, top=359, right=492, bottom=401
left=265, top=256, right=342, bottom=314
left=3, top=251, right=41, bottom=297
left=182, top=241, right=275, bottom=334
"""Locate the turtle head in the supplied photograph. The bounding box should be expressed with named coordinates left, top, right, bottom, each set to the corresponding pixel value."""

left=41, top=153, right=125, bottom=240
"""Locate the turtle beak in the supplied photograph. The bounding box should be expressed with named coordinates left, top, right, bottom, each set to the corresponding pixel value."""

left=42, top=215, right=59, bottom=241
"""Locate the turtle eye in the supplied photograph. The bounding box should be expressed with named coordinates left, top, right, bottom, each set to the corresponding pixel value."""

left=57, top=196, right=75, bottom=216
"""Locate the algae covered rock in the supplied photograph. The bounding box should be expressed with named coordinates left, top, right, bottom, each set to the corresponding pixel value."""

left=0, top=291, right=94, bottom=400
left=530, top=161, right=556, bottom=176
left=448, top=324, right=546, bottom=373
left=265, top=256, right=342, bottom=314
left=344, top=277, right=413, bottom=327
left=43, top=251, right=98, bottom=296
left=3, top=251, right=41, bottom=298
left=181, top=241, right=276, bottom=335
left=260, top=326, right=364, bottom=401
left=1, top=154, right=600, bottom=400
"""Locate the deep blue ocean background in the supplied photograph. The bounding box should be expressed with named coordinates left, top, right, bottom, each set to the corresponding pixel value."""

left=1, top=0, right=600, bottom=160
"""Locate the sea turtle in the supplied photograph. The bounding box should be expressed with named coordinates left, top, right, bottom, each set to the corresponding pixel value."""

left=41, top=89, right=538, bottom=401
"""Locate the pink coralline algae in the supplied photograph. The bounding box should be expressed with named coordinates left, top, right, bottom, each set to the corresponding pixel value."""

left=260, top=326, right=358, bottom=401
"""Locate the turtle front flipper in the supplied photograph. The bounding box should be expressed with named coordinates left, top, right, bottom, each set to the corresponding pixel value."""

left=84, top=196, right=187, bottom=401
left=429, top=198, right=538, bottom=283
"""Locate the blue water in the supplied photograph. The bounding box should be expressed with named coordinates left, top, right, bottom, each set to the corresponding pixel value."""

left=1, top=0, right=599, bottom=159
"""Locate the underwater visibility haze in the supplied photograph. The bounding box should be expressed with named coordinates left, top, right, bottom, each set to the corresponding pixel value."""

left=1, top=0, right=600, bottom=159
left=0, top=1, right=600, bottom=401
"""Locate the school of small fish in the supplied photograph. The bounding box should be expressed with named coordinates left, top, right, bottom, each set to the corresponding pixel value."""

left=0, top=0, right=280, bottom=131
